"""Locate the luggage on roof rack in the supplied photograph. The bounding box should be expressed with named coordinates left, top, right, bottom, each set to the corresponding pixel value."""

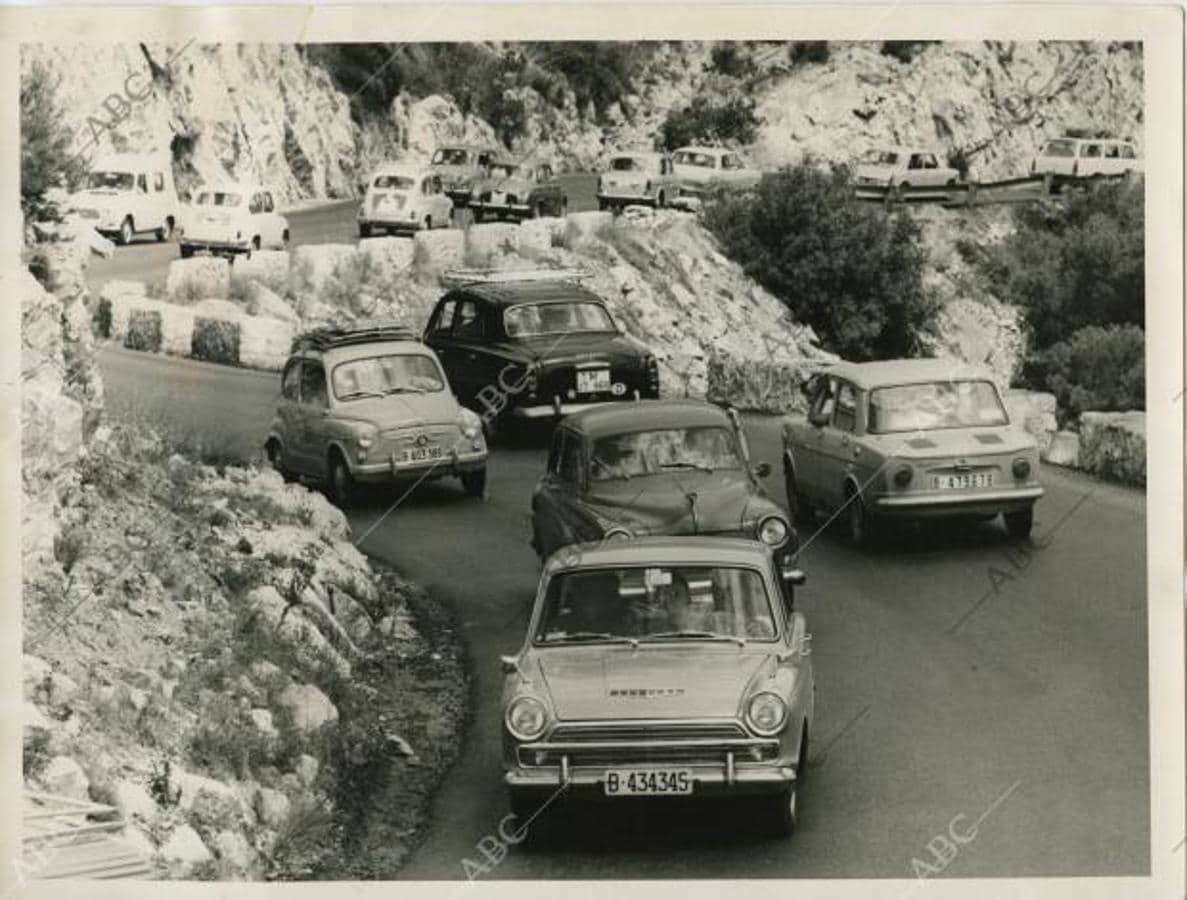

left=439, top=267, right=593, bottom=288
left=291, top=321, right=417, bottom=353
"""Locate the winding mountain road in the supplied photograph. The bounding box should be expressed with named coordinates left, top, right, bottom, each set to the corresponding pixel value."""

left=97, top=346, right=1148, bottom=880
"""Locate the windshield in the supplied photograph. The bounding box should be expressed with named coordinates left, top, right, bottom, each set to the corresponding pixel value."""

left=87, top=171, right=135, bottom=190
left=868, top=380, right=1009, bottom=434
left=1043, top=139, right=1077, bottom=157
left=674, top=151, right=716, bottom=168
left=536, top=565, right=777, bottom=644
left=609, top=156, right=649, bottom=172
left=590, top=426, right=742, bottom=480
left=195, top=191, right=243, bottom=207
left=330, top=353, right=445, bottom=400
left=373, top=174, right=415, bottom=189
left=504, top=301, right=617, bottom=337
left=432, top=148, right=470, bottom=166
left=862, top=150, right=899, bottom=165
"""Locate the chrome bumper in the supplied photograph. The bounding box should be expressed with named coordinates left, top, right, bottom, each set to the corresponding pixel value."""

left=872, top=485, right=1044, bottom=516
left=351, top=447, right=487, bottom=482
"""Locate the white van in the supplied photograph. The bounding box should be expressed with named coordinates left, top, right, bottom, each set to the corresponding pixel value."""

left=1031, top=137, right=1141, bottom=178
left=68, top=153, right=179, bottom=245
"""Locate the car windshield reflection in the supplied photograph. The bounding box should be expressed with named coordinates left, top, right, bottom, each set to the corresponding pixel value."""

left=590, top=427, right=743, bottom=481
left=331, top=353, right=445, bottom=400
left=867, top=380, right=1008, bottom=433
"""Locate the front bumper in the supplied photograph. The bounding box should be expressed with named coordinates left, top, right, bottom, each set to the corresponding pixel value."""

left=506, top=764, right=795, bottom=796
left=871, top=485, right=1044, bottom=518
left=351, top=446, right=487, bottom=483
left=359, top=216, right=424, bottom=233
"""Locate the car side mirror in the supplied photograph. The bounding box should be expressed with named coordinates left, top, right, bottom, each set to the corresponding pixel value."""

left=752, top=461, right=772, bottom=479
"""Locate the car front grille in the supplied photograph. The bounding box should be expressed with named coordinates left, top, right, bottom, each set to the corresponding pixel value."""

left=550, top=722, right=747, bottom=743
left=517, top=721, right=777, bottom=768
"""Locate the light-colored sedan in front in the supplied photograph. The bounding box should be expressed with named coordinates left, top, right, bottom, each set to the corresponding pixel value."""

left=501, top=536, right=813, bottom=838
left=782, top=359, right=1044, bottom=547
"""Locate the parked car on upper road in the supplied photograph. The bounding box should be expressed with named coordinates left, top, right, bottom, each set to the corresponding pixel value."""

left=423, top=273, right=659, bottom=440
left=781, top=359, right=1043, bottom=546
left=1030, top=136, right=1141, bottom=179
left=530, top=400, right=794, bottom=561
left=430, top=143, right=504, bottom=206
left=265, top=322, right=488, bottom=506
left=358, top=163, right=453, bottom=237
left=469, top=160, right=567, bottom=221
left=596, top=151, right=679, bottom=210
left=177, top=182, right=289, bottom=258
left=502, top=535, right=812, bottom=837
left=672, top=145, right=762, bottom=198
left=853, top=147, right=960, bottom=189
left=68, top=152, right=179, bottom=245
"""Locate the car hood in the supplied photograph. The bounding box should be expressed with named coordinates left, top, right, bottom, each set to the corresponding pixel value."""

left=537, top=645, right=774, bottom=720
left=503, top=331, right=647, bottom=365
left=583, top=469, right=777, bottom=535
left=865, top=425, right=1037, bottom=458
left=473, top=176, right=534, bottom=195
left=330, top=392, right=458, bottom=428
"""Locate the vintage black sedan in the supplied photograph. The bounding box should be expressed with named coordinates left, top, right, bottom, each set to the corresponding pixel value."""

left=423, top=275, right=660, bottom=440
left=530, top=400, right=795, bottom=561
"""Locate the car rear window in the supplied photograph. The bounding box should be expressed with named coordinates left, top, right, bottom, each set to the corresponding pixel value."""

left=195, top=191, right=243, bottom=207
left=589, top=426, right=742, bottom=480
left=432, top=148, right=470, bottom=165
left=609, top=156, right=648, bottom=172
left=373, top=175, right=415, bottom=189
left=87, top=171, right=135, bottom=190
left=862, top=150, right=899, bottom=165
left=536, top=565, right=777, bottom=644
left=867, top=380, right=1008, bottom=434
left=504, top=301, right=616, bottom=337
left=1042, top=140, right=1077, bottom=157
left=674, top=151, right=716, bottom=167
left=330, top=353, right=445, bottom=400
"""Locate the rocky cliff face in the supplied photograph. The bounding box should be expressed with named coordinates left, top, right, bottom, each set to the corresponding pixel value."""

left=23, top=40, right=1141, bottom=203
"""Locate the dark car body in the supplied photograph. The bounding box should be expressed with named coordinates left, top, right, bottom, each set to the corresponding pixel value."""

left=470, top=161, right=567, bottom=221
left=530, top=400, right=794, bottom=560
left=502, top=536, right=813, bottom=836
left=422, top=278, right=659, bottom=437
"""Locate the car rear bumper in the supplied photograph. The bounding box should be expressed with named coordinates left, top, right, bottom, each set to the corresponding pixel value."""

left=351, top=447, right=487, bottom=482
left=179, top=237, right=251, bottom=253
left=872, top=486, right=1044, bottom=518
left=512, top=397, right=636, bottom=419
left=470, top=200, right=532, bottom=218
left=359, top=217, right=423, bottom=233
left=597, top=191, right=656, bottom=206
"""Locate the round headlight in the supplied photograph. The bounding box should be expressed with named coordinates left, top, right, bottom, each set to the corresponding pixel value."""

left=603, top=527, right=633, bottom=542
left=1012, top=458, right=1031, bottom=480
left=757, top=516, right=789, bottom=547
left=505, top=696, right=547, bottom=742
left=457, top=407, right=482, bottom=441
left=894, top=464, right=913, bottom=487
left=746, top=692, right=788, bottom=737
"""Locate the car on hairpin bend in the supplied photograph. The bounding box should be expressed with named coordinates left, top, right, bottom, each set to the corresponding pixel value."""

left=501, top=535, right=813, bottom=838
left=782, top=359, right=1043, bottom=547
left=264, top=323, right=488, bottom=507
left=530, top=399, right=795, bottom=563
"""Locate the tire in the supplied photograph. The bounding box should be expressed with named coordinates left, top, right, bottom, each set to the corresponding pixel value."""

left=656, top=190, right=666, bottom=208
left=359, top=222, right=371, bottom=239
left=461, top=467, right=487, bottom=498
left=425, top=216, right=433, bottom=230
left=282, top=230, right=290, bottom=250
left=1004, top=507, right=1034, bottom=539
left=784, top=461, right=813, bottom=525
left=328, top=452, right=357, bottom=509
left=156, top=217, right=174, bottom=242
left=560, top=197, right=569, bottom=217
left=118, top=217, right=134, bottom=246
left=597, top=198, right=608, bottom=211
left=845, top=487, right=878, bottom=549
left=762, top=725, right=806, bottom=837
left=179, top=244, right=195, bottom=259
left=265, top=440, right=294, bottom=483
left=251, top=236, right=261, bottom=252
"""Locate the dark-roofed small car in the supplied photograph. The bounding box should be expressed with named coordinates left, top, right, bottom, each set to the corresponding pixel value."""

left=501, top=536, right=813, bottom=838
left=531, top=400, right=794, bottom=560
left=781, top=360, right=1043, bottom=547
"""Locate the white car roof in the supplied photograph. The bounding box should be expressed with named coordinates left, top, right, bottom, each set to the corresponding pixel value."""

left=196, top=183, right=266, bottom=195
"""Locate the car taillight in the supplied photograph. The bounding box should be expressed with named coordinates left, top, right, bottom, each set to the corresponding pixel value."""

left=644, top=355, right=660, bottom=395
left=1012, top=458, right=1031, bottom=480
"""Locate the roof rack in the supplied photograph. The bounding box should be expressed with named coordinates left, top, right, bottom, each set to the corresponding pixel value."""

left=439, top=267, right=594, bottom=288
left=291, top=321, right=418, bottom=353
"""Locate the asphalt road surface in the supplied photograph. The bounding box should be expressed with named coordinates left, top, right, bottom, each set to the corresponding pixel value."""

left=83, top=173, right=599, bottom=297
left=97, top=346, right=1148, bottom=880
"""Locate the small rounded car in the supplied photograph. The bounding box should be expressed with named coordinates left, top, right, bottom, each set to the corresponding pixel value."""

left=358, top=164, right=454, bottom=237
left=782, top=359, right=1044, bottom=547
left=502, top=535, right=813, bottom=837
left=531, top=400, right=795, bottom=561
left=177, top=182, right=289, bottom=258
left=67, top=152, right=179, bottom=245
left=429, top=143, right=503, bottom=206
left=469, top=160, right=566, bottom=221
left=853, top=147, right=960, bottom=190
left=672, top=145, right=762, bottom=200
left=596, top=151, right=679, bottom=210
left=264, top=322, right=488, bottom=507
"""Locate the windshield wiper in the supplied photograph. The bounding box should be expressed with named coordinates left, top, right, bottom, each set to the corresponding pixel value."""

left=641, top=630, right=746, bottom=647
left=544, top=632, right=639, bottom=648
left=384, top=386, right=426, bottom=395
left=337, top=390, right=385, bottom=400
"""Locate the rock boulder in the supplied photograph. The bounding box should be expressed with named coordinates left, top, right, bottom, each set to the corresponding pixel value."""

left=1078, top=411, right=1146, bottom=486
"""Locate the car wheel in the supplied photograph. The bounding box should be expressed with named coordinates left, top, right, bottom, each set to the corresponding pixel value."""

left=328, top=452, right=357, bottom=508
left=281, top=229, right=290, bottom=250
left=265, top=439, right=294, bottom=483
left=359, top=222, right=371, bottom=239
left=656, top=190, right=666, bottom=208
left=179, top=244, right=194, bottom=259
left=461, top=467, right=487, bottom=499
left=156, top=217, right=174, bottom=242
left=763, top=724, right=806, bottom=837
left=783, top=461, right=813, bottom=525
left=118, top=217, right=134, bottom=246
left=597, top=198, right=608, bottom=211
left=845, top=487, right=878, bottom=548
left=1004, top=507, right=1034, bottom=540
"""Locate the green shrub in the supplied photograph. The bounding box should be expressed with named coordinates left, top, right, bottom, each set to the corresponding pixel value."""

left=789, top=42, right=830, bottom=66
left=880, top=41, right=935, bottom=64
left=191, top=318, right=241, bottom=366
left=21, top=60, right=86, bottom=224
left=659, top=96, right=761, bottom=151
left=23, top=728, right=51, bottom=780
left=1022, top=324, right=1145, bottom=422
left=94, top=298, right=113, bottom=339
left=710, top=43, right=755, bottom=78
left=969, top=178, right=1143, bottom=351
left=125, top=310, right=163, bottom=353
left=704, top=165, right=936, bottom=360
